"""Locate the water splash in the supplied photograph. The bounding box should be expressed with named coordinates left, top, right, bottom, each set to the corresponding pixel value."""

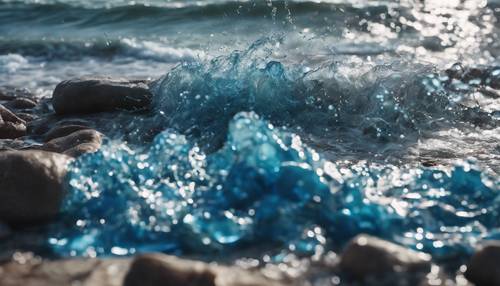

left=50, top=112, right=499, bottom=267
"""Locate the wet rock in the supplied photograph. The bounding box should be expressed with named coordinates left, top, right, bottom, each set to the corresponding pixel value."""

left=15, top=113, right=38, bottom=123
left=52, top=77, right=152, bottom=115
left=124, top=253, right=285, bottom=286
left=5, top=98, right=37, bottom=110
left=0, top=253, right=130, bottom=286
left=0, top=104, right=26, bottom=139
left=0, top=139, right=35, bottom=151
left=339, top=235, right=432, bottom=278
left=0, top=151, right=71, bottom=225
left=124, top=254, right=216, bottom=286
left=465, top=241, right=500, bottom=286
left=445, top=63, right=465, bottom=80
left=44, top=125, right=93, bottom=142
left=0, top=222, right=11, bottom=239
left=41, top=129, right=102, bottom=157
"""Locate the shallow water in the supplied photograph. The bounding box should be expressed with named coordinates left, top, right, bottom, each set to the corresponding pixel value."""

left=1, top=0, right=500, bottom=284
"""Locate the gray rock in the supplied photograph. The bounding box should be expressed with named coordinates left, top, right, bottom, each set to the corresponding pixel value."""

left=0, top=253, right=130, bottom=286
left=41, top=129, right=102, bottom=157
left=0, top=151, right=71, bottom=225
left=52, top=77, right=152, bottom=115
left=0, top=104, right=26, bottom=139
left=465, top=241, right=500, bottom=286
left=43, top=125, right=92, bottom=142
left=1, top=253, right=285, bottom=286
left=5, top=98, right=37, bottom=110
left=124, top=253, right=285, bottom=286
left=339, top=235, right=432, bottom=278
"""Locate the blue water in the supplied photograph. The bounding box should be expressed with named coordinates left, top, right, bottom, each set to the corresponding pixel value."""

left=51, top=111, right=499, bottom=264
left=1, top=0, right=500, bottom=283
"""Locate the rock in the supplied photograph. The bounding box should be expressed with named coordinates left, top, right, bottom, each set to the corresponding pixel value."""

left=124, top=253, right=285, bottom=286
left=5, top=98, right=37, bottom=110
left=41, top=129, right=102, bottom=157
left=0, top=253, right=130, bottom=286
left=124, top=254, right=216, bottom=286
left=44, top=125, right=92, bottom=142
left=0, top=139, right=34, bottom=151
left=0, top=222, right=11, bottom=239
left=0, top=151, right=71, bottom=225
left=339, top=235, right=432, bottom=278
left=0, top=253, right=284, bottom=286
left=15, top=113, right=38, bottom=123
left=0, top=104, right=26, bottom=139
left=52, top=77, right=152, bottom=115
left=465, top=241, right=500, bottom=286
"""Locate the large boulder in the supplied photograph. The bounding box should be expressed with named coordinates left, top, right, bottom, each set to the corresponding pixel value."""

left=0, top=151, right=71, bottom=225
left=41, top=129, right=102, bottom=157
left=465, top=241, right=500, bottom=286
left=124, top=253, right=285, bottom=286
left=52, top=77, right=152, bottom=114
left=339, top=235, right=432, bottom=279
left=0, top=104, right=26, bottom=139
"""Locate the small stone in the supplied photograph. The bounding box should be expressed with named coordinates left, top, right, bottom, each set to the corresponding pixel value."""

left=52, top=77, right=152, bottom=115
left=124, top=253, right=285, bottom=286
left=5, top=98, right=37, bottom=110
left=465, top=241, right=500, bottom=286
left=124, top=254, right=216, bottom=286
left=339, top=235, right=432, bottom=278
left=43, top=125, right=92, bottom=142
left=41, top=129, right=102, bottom=157
left=0, top=104, right=26, bottom=139
left=0, top=151, right=71, bottom=225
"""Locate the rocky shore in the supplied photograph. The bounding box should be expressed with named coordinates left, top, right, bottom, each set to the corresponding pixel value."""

left=0, top=75, right=499, bottom=286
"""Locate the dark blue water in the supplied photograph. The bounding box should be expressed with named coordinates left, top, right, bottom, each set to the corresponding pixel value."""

left=1, top=0, right=500, bottom=284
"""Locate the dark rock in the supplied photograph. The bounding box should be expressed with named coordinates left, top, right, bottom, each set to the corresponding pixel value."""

left=15, top=113, right=38, bottom=123
left=445, top=63, right=465, bottom=80
left=124, top=254, right=216, bottom=286
left=124, top=253, right=284, bottom=286
left=465, top=241, right=500, bottom=286
left=0, top=151, right=71, bottom=225
left=44, top=125, right=93, bottom=142
left=0, top=222, right=11, bottom=239
left=5, top=98, right=37, bottom=110
left=339, top=235, right=432, bottom=278
left=52, top=77, right=152, bottom=115
left=41, top=129, right=102, bottom=157
left=0, top=104, right=26, bottom=139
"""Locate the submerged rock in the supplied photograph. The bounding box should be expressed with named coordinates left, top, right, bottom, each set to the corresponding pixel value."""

left=465, top=241, right=500, bottom=286
left=0, top=151, right=71, bottom=225
left=339, top=235, right=432, bottom=279
left=124, top=253, right=285, bottom=286
left=52, top=77, right=152, bottom=114
left=41, top=129, right=102, bottom=157
left=0, top=104, right=26, bottom=139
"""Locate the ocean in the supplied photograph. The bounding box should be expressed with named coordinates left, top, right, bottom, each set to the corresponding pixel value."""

left=1, top=0, right=500, bottom=284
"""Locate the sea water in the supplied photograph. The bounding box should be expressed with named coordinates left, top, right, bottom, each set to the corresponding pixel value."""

left=0, top=0, right=499, bottom=283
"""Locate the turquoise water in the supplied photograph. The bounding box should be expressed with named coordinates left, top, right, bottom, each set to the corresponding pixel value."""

left=1, top=0, right=499, bottom=283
